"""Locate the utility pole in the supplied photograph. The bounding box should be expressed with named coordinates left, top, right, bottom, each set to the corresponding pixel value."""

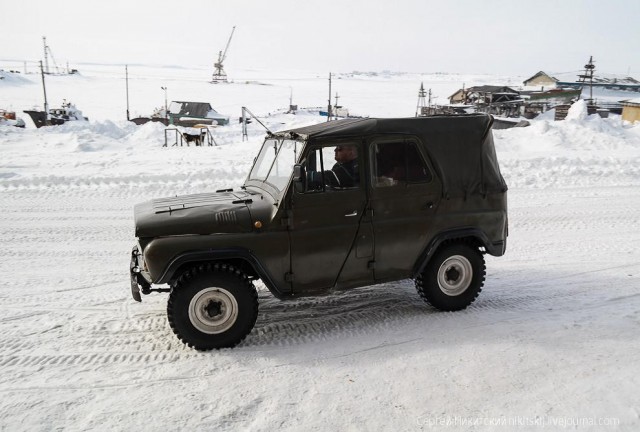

left=242, top=107, right=248, bottom=141
left=416, top=82, right=427, bottom=117
left=327, top=73, right=332, bottom=122
left=161, top=86, right=168, bottom=124
left=125, top=65, right=130, bottom=121
left=39, top=61, right=49, bottom=119
left=578, top=56, right=596, bottom=104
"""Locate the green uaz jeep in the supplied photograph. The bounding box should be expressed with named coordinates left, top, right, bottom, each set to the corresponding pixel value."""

left=130, top=114, right=508, bottom=350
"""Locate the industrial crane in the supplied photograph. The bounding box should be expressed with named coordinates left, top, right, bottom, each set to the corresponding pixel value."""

left=42, top=36, right=77, bottom=75
left=43, top=36, right=60, bottom=74
left=211, top=26, right=236, bottom=83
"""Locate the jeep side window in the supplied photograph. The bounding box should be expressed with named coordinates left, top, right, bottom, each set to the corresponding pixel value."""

left=374, top=141, right=432, bottom=187
left=301, top=144, right=359, bottom=193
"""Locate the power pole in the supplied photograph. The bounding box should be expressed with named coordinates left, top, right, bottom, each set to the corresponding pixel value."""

left=578, top=56, right=596, bottom=103
left=161, top=86, right=168, bottom=124
left=39, top=61, right=49, bottom=119
left=416, top=82, right=427, bottom=117
left=327, top=73, right=332, bottom=122
left=125, top=65, right=130, bottom=121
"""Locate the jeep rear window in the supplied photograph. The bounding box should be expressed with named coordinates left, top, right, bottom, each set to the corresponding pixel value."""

left=374, top=141, right=432, bottom=187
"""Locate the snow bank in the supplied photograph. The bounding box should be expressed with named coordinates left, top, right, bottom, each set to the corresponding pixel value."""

left=493, top=114, right=640, bottom=188
left=565, top=99, right=588, bottom=121
left=2, top=111, right=640, bottom=195
left=0, top=70, right=31, bottom=85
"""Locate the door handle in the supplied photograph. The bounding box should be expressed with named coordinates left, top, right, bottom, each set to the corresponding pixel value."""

left=345, top=210, right=358, bottom=217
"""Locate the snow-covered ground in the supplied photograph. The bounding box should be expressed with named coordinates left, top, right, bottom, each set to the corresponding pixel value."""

left=1, top=64, right=640, bottom=431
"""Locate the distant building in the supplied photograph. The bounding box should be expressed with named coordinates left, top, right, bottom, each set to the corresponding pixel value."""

left=448, top=86, right=522, bottom=117
left=448, top=86, right=520, bottom=105
left=449, top=89, right=466, bottom=104
left=556, top=75, right=640, bottom=91
left=622, top=98, right=640, bottom=123
left=523, top=71, right=558, bottom=88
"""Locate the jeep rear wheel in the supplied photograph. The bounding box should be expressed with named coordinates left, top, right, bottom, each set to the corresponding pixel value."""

left=167, top=264, right=258, bottom=350
left=416, top=243, right=485, bottom=311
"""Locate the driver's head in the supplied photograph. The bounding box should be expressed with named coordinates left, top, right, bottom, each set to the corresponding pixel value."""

left=334, top=145, right=358, bottom=164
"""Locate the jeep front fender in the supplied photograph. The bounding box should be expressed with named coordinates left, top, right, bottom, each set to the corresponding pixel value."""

left=156, top=248, right=289, bottom=298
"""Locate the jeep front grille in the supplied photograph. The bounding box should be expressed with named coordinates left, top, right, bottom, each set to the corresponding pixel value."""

left=215, top=211, right=237, bottom=224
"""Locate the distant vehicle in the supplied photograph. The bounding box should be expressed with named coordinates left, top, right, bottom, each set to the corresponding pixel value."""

left=130, top=114, right=509, bottom=350
left=168, top=101, right=229, bottom=126
left=23, top=100, right=88, bottom=128
left=130, top=107, right=169, bottom=126
left=0, top=109, right=26, bottom=128
left=131, top=102, right=229, bottom=127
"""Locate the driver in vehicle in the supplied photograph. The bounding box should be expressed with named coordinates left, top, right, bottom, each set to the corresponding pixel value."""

left=332, top=145, right=359, bottom=187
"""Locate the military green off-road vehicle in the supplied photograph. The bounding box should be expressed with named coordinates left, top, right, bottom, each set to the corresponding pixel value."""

left=130, top=114, right=508, bottom=350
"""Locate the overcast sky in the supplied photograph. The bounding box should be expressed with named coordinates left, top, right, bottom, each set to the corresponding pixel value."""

left=2, top=0, right=639, bottom=77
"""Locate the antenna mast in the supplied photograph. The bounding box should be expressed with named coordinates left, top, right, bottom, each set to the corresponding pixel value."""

left=578, top=55, right=596, bottom=103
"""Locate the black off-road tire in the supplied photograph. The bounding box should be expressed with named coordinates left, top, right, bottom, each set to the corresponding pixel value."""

left=416, top=242, right=485, bottom=311
left=167, top=263, right=258, bottom=350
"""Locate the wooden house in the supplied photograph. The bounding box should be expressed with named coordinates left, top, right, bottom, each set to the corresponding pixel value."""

left=622, top=98, right=640, bottom=123
left=449, top=88, right=466, bottom=104
left=523, top=71, right=558, bottom=88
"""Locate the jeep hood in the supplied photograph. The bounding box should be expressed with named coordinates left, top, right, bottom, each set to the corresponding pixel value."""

left=134, top=191, right=255, bottom=238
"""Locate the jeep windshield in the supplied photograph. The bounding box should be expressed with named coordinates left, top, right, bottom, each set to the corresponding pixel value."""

left=246, top=137, right=301, bottom=197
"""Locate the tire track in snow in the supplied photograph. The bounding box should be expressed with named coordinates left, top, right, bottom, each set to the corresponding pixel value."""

left=0, top=183, right=638, bottom=383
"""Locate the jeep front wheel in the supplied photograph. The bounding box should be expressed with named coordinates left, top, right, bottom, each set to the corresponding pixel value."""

left=167, top=264, right=258, bottom=350
left=416, top=243, right=485, bottom=311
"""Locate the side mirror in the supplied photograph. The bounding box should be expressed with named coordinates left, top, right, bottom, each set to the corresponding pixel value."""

left=293, top=164, right=306, bottom=193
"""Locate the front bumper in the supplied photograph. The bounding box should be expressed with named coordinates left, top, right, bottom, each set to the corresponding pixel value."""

left=130, top=246, right=151, bottom=302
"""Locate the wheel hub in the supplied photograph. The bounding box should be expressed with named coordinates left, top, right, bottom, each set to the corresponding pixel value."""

left=437, top=255, right=473, bottom=296
left=445, top=267, right=461, bottom=283
left=205, top=300, right=223, bottom=318
left=188, top=287, right=239, bottom=334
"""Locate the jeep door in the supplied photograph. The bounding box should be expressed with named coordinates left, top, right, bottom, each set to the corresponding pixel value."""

left=288, top=142, right=374, bottom=293
left=369, top=137, right=442, bottom=281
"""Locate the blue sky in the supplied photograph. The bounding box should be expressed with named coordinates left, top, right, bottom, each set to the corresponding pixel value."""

left=3, top=0, right=639, bottom=76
